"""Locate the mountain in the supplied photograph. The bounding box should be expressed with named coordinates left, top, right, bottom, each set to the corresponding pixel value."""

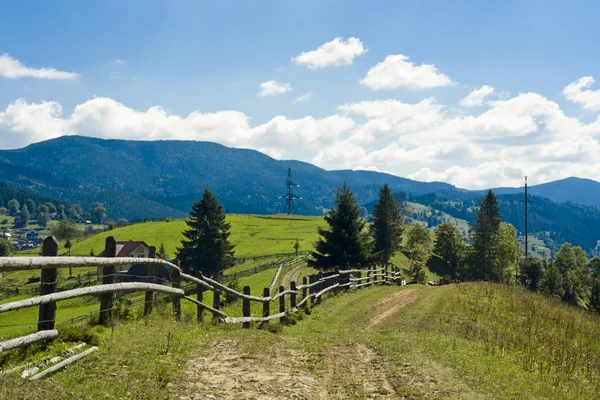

left=0, top=136, right=467, bottom=219
left=490, top=177, right=600, bottom=209
left=1, top=136, right=600, bottom=255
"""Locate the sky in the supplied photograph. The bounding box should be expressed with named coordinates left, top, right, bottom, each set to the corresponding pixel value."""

left=2, top=0, right=600, bottom=189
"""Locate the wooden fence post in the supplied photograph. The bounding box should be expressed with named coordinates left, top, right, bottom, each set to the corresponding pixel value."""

left=279, top=285, right=286, bottom=324
left=367, top=265, right=371, bottom=286
left=143, top=246, right=156, bottom=317
left=38, top=237, right=58, bottom=331
left=242, top=286, right=251, bottom=329
left=316, top=271, right=323, bottom=304
left=309, top=275, right=315, bottom=306
left=301, top=277, right=307, bottom=307
left=197, top=274, right=204, bottom=324
left=212, top=286, right=221, bottom=324
left=99, top=236, right=117, bottom=325
left=171, top=259, right=181, bottom=322
left=262, top=288, right=270, bottom=324
left=290, top=281, right=297, bottom=309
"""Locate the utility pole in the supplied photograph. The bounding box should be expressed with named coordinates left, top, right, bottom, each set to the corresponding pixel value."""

left=525, top=176, right=528, bottom=259
left=280, top=168, right=301, bottom=214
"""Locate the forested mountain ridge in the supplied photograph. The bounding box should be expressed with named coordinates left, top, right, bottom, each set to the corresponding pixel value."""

left=0, top=136, right=466, bottom=219
left=0, top=136, right=599, bottom=256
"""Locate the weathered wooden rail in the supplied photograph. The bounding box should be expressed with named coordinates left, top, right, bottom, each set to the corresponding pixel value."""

left=0, top=236, right=403, bottom=362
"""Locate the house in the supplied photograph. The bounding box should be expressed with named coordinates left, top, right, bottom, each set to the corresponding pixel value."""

left=2, top=232, right=11, bottom=239
left=97, top=240, right=155, bottom=277
left=26, top=231, right=40, bottom=241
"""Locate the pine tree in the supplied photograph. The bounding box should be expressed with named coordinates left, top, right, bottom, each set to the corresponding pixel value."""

left=176, top=188, right=235, bottom=277
left=312, top=183, right=371, bottom=270
left=469, top=190, right=502, bottom=281
left=157, top=242, right=169, bottom=260
left=371, top=184, right=404, bottom=265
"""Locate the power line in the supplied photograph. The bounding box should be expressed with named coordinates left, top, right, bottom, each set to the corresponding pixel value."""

left=279, top=168, right=301, bottom=214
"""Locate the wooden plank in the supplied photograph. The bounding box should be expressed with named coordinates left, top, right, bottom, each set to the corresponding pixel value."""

left=0, top=283, right=185, bottom=313
left=0, top=257, right=180, bottom=272
left=38, top=237, right=58, bottom=331
left=99, top=236, right=116, bottom=325
left=171, top=260, right=181, bottom=322
left=21, top=343, right=86, bottom=378
left=0, top=330, right=58, bottom=353
left=198, top=274, right=270, bottom=302
left=262, top=287, right=270, bottom=324
left=242, top=286, right=251, bottom=329
left=181, top=296, right=226, bottom=319
left=196, top=280, right=204, bottom=324
left=279, top=285, right=286, bottom=324
left=143, top=246, right=156, bottom=317
left=212, top=286, right=221, bottom=324
left=290, top=281, right=297, bottom=309
left=301, top=277, right=307, bottom=307
left=30, top=347, right=98, bottom=380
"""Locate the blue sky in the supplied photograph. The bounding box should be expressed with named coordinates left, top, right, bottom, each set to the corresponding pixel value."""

left=1, top=1, right=600, bottom=189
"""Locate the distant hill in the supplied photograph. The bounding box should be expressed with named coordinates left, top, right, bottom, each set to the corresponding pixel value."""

left=0, top=136, right=466, bottom=219
left=1, top=136, right=600, bottom=255
left=490, top=177, right=600, bottom=209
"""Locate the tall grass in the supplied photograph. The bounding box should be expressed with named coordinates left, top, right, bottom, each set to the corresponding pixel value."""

left=436, top=283, right=600, bottom=395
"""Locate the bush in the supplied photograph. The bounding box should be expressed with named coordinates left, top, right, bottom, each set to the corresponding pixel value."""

left=1, top=219, right=7, bottom=224
left=59, top=325, right=101, bottom=346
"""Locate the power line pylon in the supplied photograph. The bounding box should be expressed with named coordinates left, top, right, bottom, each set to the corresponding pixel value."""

left=279, top=168, right=301, bottom=214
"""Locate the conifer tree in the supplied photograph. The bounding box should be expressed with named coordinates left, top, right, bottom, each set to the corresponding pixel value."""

left=157, top=242, right=169, bottom=260
left=371, top=184, right=404, bottom=265
left=434, top=221, right=465, bottom=277
left=312, top=183, right=371, bottom=270
left=469, top=190, right=502, bottom=281
left=177, top=188, right=235, bottom=277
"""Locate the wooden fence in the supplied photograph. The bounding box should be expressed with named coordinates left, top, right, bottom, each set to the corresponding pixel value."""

left=0, top=236, right=402, bottom=355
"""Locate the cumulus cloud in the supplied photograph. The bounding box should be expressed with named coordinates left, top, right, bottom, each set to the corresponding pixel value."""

left=293, top=92, right=312, bottom=103
left=0, top=54, right=79, bottom=80
left=460, top=85, right=495, bottom=107
left=258, top=80, right=293, bottom=97
left=3, top=75, right=600, bottom=189
left=293, top=37, right=367, bottom=69
left=563, top=76, right=600, bottom=111
left=360, top=54, right=455, bottom=90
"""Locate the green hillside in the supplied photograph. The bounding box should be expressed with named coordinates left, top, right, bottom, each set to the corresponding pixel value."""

left=19, top=214, right=326, bottom=258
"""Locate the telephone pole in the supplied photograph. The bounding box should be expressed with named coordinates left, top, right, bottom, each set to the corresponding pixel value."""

left=524, top=176, right=528, bottom=259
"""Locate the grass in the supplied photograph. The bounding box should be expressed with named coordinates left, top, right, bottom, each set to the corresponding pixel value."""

left=2, top=281, right=600, bottom=398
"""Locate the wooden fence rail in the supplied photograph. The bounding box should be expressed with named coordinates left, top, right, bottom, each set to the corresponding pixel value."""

left=0, top=235, right=405, bottom=358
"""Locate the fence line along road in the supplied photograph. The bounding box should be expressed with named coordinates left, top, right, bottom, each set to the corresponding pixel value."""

left=0, top=235, right=404, bottom=370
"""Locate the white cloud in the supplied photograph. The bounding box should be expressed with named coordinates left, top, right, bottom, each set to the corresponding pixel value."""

left=293, top=92, right=312, bottom=103
left=114, top=59, right=128, bottom=65
left=258, top=80, right=293, bottom=97
left=563, top=76, right=600, bottom=111
left=360, top=54, right=455, bottom=90
left=3, top=76, right=600, bottom=189
left=460, top=85, right=495, bottom=107
left=293, top=37, right=367, bottom=69
left=0, top=54, right=79, bottom=80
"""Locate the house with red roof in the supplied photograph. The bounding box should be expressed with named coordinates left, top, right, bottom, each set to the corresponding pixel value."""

left=98, top=240, right=152, bottom=276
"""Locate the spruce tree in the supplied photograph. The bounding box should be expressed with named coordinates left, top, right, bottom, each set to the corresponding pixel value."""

left=371, top=184, right=404, bottom=265
left=469, top=190, right=502, bottom=281
left=157, top=242, right=169, bottom=260
left=312, top=183, right=371, bottom=270
left=177, top=188, right=235, bottom=277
